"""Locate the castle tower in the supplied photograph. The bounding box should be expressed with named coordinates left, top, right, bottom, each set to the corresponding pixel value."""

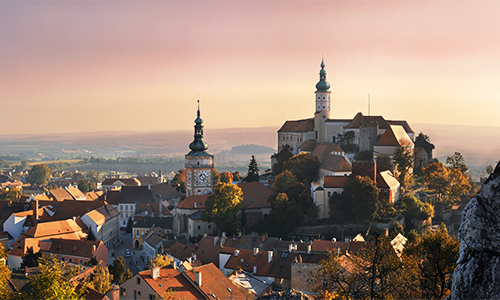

left=314, top=59, right=331, bottom=142
left=185, top=101, right=214, bottom=196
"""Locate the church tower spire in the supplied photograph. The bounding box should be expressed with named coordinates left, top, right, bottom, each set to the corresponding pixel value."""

left=314, top=59, right=332, bottom=142
left=185, top=100, right=214, bottom=196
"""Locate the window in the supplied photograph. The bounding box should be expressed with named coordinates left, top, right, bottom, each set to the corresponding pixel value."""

left=80, top=260, right=83, bottom=264
left=69, top=258, right=72, bottom=262
left=327, top=191, right=331, bottom=197
left=332, top=136, right=336, bottom=143
left=137, top=277, right=141, bottom=285
left=61, top=257, right=65, bottom=261
left=197, top=225, right=201, bottom=230
left=323, top=96, right=326, bottom=100
left=149, top=295, right=155, bottom=300
left=208, top=225, right=211, bottom=229
left=121, top=288, right=126, bottom=296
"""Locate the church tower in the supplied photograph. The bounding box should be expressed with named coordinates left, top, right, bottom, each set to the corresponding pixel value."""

left=185, top=101, right=214, bottom=196
left=314, top=59, right=331, bottom=142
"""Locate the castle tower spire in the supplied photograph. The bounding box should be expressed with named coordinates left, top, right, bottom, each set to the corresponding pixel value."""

left=189, top=100, right=209, bottom=152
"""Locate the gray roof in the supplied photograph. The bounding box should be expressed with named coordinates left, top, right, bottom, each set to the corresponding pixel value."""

left=133, top=215, right=173, bottom=230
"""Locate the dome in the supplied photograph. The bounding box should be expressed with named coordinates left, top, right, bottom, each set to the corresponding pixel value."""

left=315, top=59, right=330, bottom=92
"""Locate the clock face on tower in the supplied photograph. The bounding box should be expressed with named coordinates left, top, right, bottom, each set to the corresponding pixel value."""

left=196, top=169, right=210, bottom=185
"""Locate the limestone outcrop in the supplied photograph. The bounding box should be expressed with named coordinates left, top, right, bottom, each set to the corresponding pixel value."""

left=449, top=162, right=500, bottom=299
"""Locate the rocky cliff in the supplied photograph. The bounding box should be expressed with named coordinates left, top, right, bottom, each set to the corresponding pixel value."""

left=449, top=162, right=500, bottom=299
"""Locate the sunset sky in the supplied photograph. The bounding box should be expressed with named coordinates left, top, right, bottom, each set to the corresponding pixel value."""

left=2, top=1, right=500, bottom=135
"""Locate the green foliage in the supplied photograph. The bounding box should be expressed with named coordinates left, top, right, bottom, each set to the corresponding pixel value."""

left=336, top=131, right=357, bottom=152
left=78, top=179, right=90, bottom=193
left=331, top=175, right=381, bottom=224
left=202, top=182, right=244, bottom=235
left=0, top=188, right=22, bottom=202
left=109, top=256, right=132, bottom=285
left=414, top=132, right=435, bottom=159
left=265, top=193, right=301, bottom=238
left=282, top=152, right=320, bottom=186
left=171, top=169, right=186, bottom=193
left=21, top=247, right=42, bottom=268
left=86, top=227, right=97, bottom=241
left=354, top=150, right=373, bottom=161
left=28, top=255, right=86, bottom=300
left=271, top=145, right=294, bottom=176
left=88, top=264, right=112, bottom=294
left=394, top=145, right=414, bottom=187
left=27, top=164, right=52, bottom=185
left=400, top=194, right=434, bottom=221
left=376, top=154, right=392, bottom=173
left=405, top=224, right=460, bottom=299
left=86, top=170, right=100, bottom=180
left=245, top=155, right=260, bottom=182
left=232, top=171, right=243, bottom=181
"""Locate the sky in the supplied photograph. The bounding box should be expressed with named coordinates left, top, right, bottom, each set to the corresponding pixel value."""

left=2, top=1, right=500, bottom=135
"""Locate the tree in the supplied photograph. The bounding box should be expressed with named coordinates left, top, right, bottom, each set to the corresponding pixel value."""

left=212, top=168, right=221, bottom=186
left=88, top=264, right=112, bottom=294
left=232, top=171, right=243, bottom=181
left=28, top=255, right=86, bottom=300
left=125, top=217, right=133, bottom=234
left=245, top=155, right=260, bottom=182
left=202, top=182, right=244, bottom=235
left=86, top=170, right=100, bottom=180
left=220, top=171, right=233, bottom=184
left=109, top=256, right=132, bottom=285
left=0, top=188, right=22, bottom=202
left=448, top=168, right=471, bottom=200
left=310, top=234, right=422, bottom=299
left=376, top=155, right=392, bottom=173
left=394, top=144, right=414, bottom=187
left=414, top=132, right=435, bottom=159
left=336, top=175, right=381, bottom=223
left=148, top=254, right=173, bottom=269
left=405, top=224, right=460, bottom=299
left=78, top=179, right=90, bottom=193
left=400, top=194, right=434, bottom=221
left=283, top=152, right=320, bottom=186
left=446, top=152, right=468, bottom=174
left=171, top=168, right=186, bottom=193
left=20, top=160, right=30, bottom=171
left=271, top=144, right=294, bottom=176
left=86, top=226, right=97, bottom=241
left=423, top=162, right=451, bottom=198
left=0, top=244, right=11, bottom=299
left=21, top=247, right=42, bottom=268
left=336, top=131, right=356, bottom=152
left=265, top=193, right=301, bottom=238
left=27, top=164, right=52, bottom=185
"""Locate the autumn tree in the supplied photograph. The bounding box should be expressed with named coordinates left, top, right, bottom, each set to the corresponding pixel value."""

left=330, top=175, right=380, bottom=223
left=27, top=164, right=52, bottom=185
left=88, top=264, right=113, bottom=294
left=220, top=171, right=233, bottom=184
left=202, top=182, right=244, bottom=235
left=0, top=188, right=22, bottom=202
left=448, top=168, right=471, bottom=200
left=212, top=168, right=221, bottom=186
left=0, top=244, right=11, bottom=299
left=28, top=255, right=86, bottom=300
left=283, top=152, right=320, bottom=186
left=423, top=162, right=451, bottom=198
left=271, top=144, right=293, bottom=176
left=310, top=234, right=422, bottom=299
left=148, top=254, right=173, bottom=269
left=245, top=155, right=260, bottom=182
left=171, top=168, right=186, bottom=193
left=405, top=224, right=460, bottom=299
left=109, top=256, right=132, bottom=285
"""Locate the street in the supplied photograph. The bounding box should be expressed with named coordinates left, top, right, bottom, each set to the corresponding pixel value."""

left=107, top=230, right=149, bottom=274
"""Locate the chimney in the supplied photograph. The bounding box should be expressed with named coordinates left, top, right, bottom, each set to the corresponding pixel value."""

left=159, top=202, right=162, bottom=218
left=289, top=243, right=293, bottom=252
left=111, top=284, right=120, bottom=300
left=193, top=254, right=197, bottom=261
left=194, top=202, right=197, bottom=208
left=268, top=251, right=273, bottom=263
left=151, top=266, right=160, bottom=280
left=238, top=231, right=242, bottom=238
left=262, top=234, right=266, bottom=242
left=24, top=266, right=28, bottom=276
left=172, top=260, right=177, bottom=269
left=307, top=244, right=312, bottom=254
left=253, top=248, right=259, bottom=256
left=33, top=199, right=39, bottom=225
left=148, top=184, right=151, bottom=190
left=104, top=194, right=107, bottom=201
left=385, top=228, right=389, bottom=237
left=332, top=238, right=336, bottom=243
left=234, top=250, right=240, bottom=257
left=195, top=271, right=202, bottom=286
left=298, top=255, right=303, bottom=263
left=253, top=266, right=257, bottom=274
left=214, top=236, right=219, bottom=246
left=93, top=245, right=96, bottom=252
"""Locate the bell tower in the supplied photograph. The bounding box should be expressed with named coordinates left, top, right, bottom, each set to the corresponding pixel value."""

left=185, top=101, right=214, bottom=196
left=314, top=59, right=331, bottom=142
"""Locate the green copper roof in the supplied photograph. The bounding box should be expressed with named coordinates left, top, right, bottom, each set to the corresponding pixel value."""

left=188, top=101, right=209, bottom=153
left=315, top=58, right=330, bottom=92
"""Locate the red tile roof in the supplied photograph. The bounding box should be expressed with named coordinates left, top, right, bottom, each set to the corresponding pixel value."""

left=176, top=195, right=208, bottom=209
left=183, top=263, right=246, bottom=300
left=223, top=248, right=273, bottom=277
left=323, top=176, right=350, bottom=188
left=374, top=125, right=414, bottom=147
left=278, top=119, right=314, bottom=133
left=139, top=266, right=205, bottom=299
left=237, top=182, right=273, bottom=209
